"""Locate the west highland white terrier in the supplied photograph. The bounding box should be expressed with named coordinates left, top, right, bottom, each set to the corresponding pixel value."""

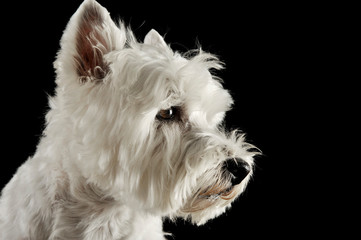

left=0, top=0, right=259, bottom=239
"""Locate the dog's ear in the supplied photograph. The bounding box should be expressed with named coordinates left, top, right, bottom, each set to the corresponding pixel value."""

left=55, top=0, right=125, bottom=84
left=144, top=29, right=169, bottom=50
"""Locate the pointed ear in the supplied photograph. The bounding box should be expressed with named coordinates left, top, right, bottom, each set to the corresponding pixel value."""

left=144, top=29, right=169, bottom=50
left=55, top=0, right=125, bottom=84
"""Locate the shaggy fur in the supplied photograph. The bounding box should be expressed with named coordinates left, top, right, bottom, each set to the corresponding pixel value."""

left=0, top=0, right=259, bottom=239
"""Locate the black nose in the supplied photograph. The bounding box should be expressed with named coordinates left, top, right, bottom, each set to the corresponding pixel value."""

left=224, top=158, right=251, bottom=185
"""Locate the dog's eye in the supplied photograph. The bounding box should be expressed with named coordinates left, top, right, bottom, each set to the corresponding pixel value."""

left=157, top=107, right=177, bottom=121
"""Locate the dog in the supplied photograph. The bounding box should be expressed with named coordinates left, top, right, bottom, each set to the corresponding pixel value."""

left=0, top=0, right=258, bottom=239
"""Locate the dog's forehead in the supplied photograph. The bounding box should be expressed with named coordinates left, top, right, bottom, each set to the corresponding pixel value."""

left=164, top=57, right=233, bottom=117
left=180, top=74, right=233, bottom=118
left=108, top=44, right=232, bottom=116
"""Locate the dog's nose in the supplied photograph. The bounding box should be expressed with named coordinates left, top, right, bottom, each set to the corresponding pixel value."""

left=224, top=158, right=251, bottom=185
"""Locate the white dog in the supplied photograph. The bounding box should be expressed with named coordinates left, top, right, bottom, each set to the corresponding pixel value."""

left=0, top=0, right=258, bottom=239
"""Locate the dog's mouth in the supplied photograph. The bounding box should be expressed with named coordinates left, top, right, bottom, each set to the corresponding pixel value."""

left=198, top=184, right=235, bottom=201
left=197, top=168, right=243, bottom=201
left=180, top=167, right=248, bottom=214
left=181, top=183, right=240, bottom=213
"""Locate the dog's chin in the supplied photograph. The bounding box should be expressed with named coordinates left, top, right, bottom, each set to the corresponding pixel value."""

left=178, top=179, right=248, bottom=225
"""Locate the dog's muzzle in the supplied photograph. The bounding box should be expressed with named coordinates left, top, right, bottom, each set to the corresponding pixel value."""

left=223, top=158, right=251, bottom=185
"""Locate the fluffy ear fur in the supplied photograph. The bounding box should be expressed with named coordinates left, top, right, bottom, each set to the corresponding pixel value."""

left=55, top=0, right=125, bottom=85
left=144, top=29, right=168, bottom=50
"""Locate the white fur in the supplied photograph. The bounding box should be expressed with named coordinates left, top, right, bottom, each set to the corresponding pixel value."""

left=0, top=0, right=258, bottom=239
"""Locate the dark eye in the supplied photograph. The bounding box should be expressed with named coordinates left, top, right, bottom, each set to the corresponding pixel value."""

left=156, top=107, right=177, bottom=121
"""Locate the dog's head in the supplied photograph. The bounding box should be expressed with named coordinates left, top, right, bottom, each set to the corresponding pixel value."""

left=53, top=0, right=259, bottom=225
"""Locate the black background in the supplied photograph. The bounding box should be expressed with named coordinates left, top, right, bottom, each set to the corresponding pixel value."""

left=0, top=1, right=352, bottom=239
